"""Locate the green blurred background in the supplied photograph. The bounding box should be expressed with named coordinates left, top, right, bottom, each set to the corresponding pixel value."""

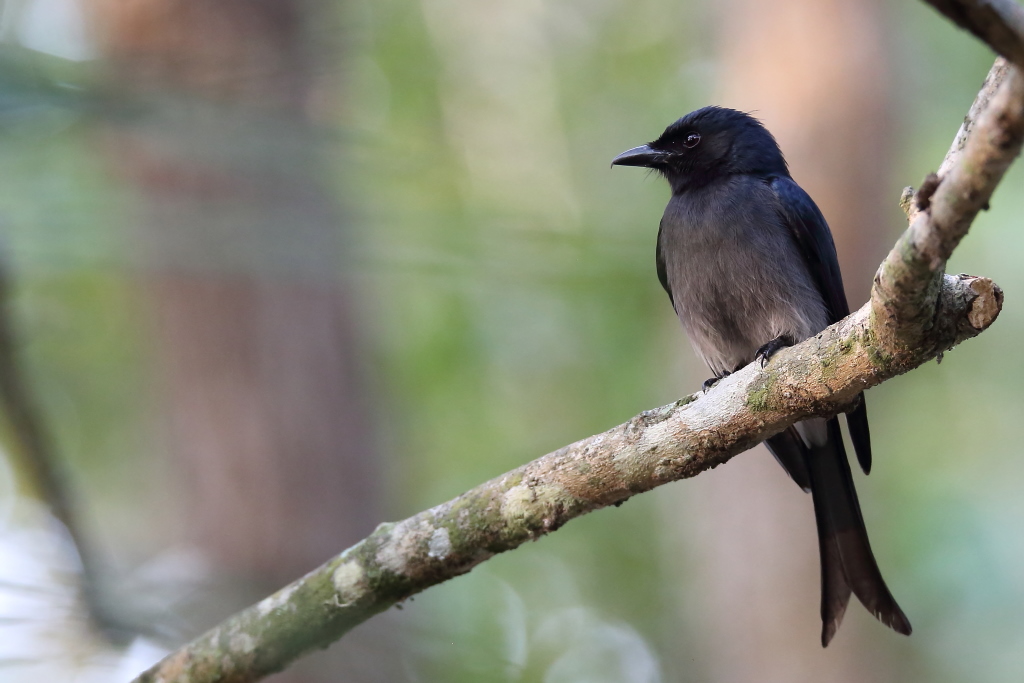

left=0, top=0, right=1021, bottom=681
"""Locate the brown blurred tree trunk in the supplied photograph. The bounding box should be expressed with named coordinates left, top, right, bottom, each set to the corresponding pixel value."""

left=676, top=0, right=900, bottom=680
left=84, top=1, right=397, bottom=680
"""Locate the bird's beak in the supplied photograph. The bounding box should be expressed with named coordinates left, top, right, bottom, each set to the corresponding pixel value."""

left=611, top=144, right=664, bottom=168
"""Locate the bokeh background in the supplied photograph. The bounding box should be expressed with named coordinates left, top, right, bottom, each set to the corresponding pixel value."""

left=0, top=0, right=1021, bottom=681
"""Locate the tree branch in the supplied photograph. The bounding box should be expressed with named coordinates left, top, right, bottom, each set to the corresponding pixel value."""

left=132, top=11, right=1024, bottom=683
left=882, top=57, right=1021, bottom=355
left=922, top=0, right=1024, bottom=69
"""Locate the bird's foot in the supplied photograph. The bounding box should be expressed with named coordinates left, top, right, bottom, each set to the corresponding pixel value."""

left=754, top=335, right=795, bottom=368
left=702, top=371, right=730, bottom=393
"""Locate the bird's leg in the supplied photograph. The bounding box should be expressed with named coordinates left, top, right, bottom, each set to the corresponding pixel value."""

left=754, top=334, right=796, bottom=368
left=702, top=370, right=731, bottom=393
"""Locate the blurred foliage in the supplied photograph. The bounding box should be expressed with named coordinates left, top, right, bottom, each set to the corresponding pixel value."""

left=0, top=0, right=1021, bottom=681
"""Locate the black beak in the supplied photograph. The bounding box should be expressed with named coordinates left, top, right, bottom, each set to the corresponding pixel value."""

left=611, top=144, right=665, bottom=168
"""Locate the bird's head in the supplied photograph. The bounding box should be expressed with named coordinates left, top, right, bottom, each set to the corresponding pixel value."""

left=612, top=107, right=789, bottom=193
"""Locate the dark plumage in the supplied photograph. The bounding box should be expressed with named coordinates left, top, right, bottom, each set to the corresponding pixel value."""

left=612, top=106, right=910, bottom=646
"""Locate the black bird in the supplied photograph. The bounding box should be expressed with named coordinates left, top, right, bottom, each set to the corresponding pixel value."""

left=612, top=106, right=910, bottom=646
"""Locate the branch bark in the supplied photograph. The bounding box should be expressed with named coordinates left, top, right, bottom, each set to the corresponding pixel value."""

left=923, top=0, right=1024, bottom=68
left=132, top=7, right=1024, bottom=683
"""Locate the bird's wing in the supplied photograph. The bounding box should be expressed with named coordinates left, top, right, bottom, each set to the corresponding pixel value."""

left=655, top=219, right=674, bottom=308
left=768, top=175, right=849, bottom=322
left=769, top=175, right=872, bottom=474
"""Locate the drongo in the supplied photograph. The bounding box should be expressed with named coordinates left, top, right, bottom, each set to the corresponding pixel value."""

left=612, top=106, right=910, bottom=646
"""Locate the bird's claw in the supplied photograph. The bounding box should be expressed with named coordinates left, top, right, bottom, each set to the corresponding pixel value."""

left=702, top=370, right=730, bottom=393
left=754, top=335, right=794, bottom=368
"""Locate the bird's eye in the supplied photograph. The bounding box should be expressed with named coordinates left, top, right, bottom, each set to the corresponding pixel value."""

left=684, top=132, right=701, bottom=148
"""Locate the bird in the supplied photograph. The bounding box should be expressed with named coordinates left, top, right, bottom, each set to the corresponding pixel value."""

left=611, top=106, right=911, bottom=646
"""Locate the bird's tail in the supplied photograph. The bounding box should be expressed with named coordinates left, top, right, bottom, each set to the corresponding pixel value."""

left=808, top=418, right=912, bottom=646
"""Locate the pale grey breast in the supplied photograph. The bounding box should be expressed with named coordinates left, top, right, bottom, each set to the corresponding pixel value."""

left=658, top=175, right=829, bottom=377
